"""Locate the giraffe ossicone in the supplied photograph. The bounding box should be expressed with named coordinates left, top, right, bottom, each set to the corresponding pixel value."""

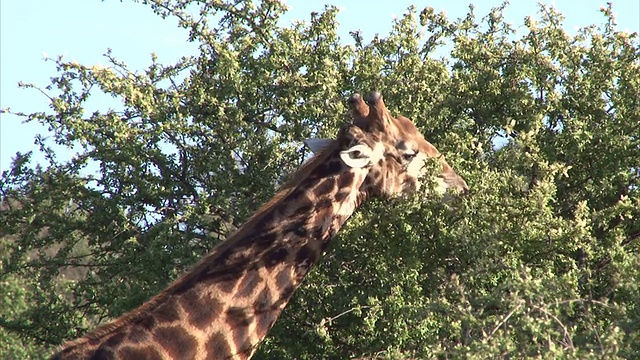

left=52, top=91, right=468, bottom=360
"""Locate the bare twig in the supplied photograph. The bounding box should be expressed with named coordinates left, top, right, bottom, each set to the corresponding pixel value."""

left=488, top=300, right=524, bottom=337
left=531, top=304, right=575, bottom=350
left=326, top=305, right=373, bottom=323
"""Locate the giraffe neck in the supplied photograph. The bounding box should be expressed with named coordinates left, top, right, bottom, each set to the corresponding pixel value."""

left=53, top=155, right=370, bottom=360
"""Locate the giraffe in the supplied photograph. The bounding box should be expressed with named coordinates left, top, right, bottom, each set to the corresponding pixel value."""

left=52, top=92, right=468, bottom=360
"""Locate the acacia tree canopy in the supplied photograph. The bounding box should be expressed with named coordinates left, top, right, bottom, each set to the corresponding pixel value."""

left=1, top=1, right=639, bottom=359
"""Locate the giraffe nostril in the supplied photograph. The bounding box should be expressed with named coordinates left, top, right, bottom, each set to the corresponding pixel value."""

left=453, top=175, right=469, bottom=193
left=439, top=172, right=469, bottom=194
left=459, top=182, right=470, bottom=195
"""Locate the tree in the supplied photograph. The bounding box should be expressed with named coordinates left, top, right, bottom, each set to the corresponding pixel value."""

left=1, top=1, right=638, bottom=358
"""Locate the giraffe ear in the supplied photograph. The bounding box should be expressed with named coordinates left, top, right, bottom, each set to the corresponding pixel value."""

left=303, top=138, right=334, bottom=154
left=340, top=144, right=372, bottom=168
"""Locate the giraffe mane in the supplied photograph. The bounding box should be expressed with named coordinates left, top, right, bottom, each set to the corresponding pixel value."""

left=55, top=140, right=340, bottom=351
left=222, top=140, right=339, bottom=245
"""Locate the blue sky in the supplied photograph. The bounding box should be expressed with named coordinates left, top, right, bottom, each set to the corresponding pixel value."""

left=1, top=0, right=638, bottom=173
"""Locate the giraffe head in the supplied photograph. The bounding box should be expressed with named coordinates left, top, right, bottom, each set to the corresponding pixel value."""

left=305, top=92, right=468, bottom=199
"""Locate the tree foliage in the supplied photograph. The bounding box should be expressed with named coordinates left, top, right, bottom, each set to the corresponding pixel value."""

left=1, top=1, right=639, bottom=358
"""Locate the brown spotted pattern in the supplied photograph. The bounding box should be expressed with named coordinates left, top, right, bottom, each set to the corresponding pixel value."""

left=51, top=92, right=468, bottom=360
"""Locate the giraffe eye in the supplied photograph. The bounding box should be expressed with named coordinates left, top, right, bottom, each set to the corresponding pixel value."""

left=350, top=150, right=362, bottom=158
left=403, top=150, right=417, bottom=162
